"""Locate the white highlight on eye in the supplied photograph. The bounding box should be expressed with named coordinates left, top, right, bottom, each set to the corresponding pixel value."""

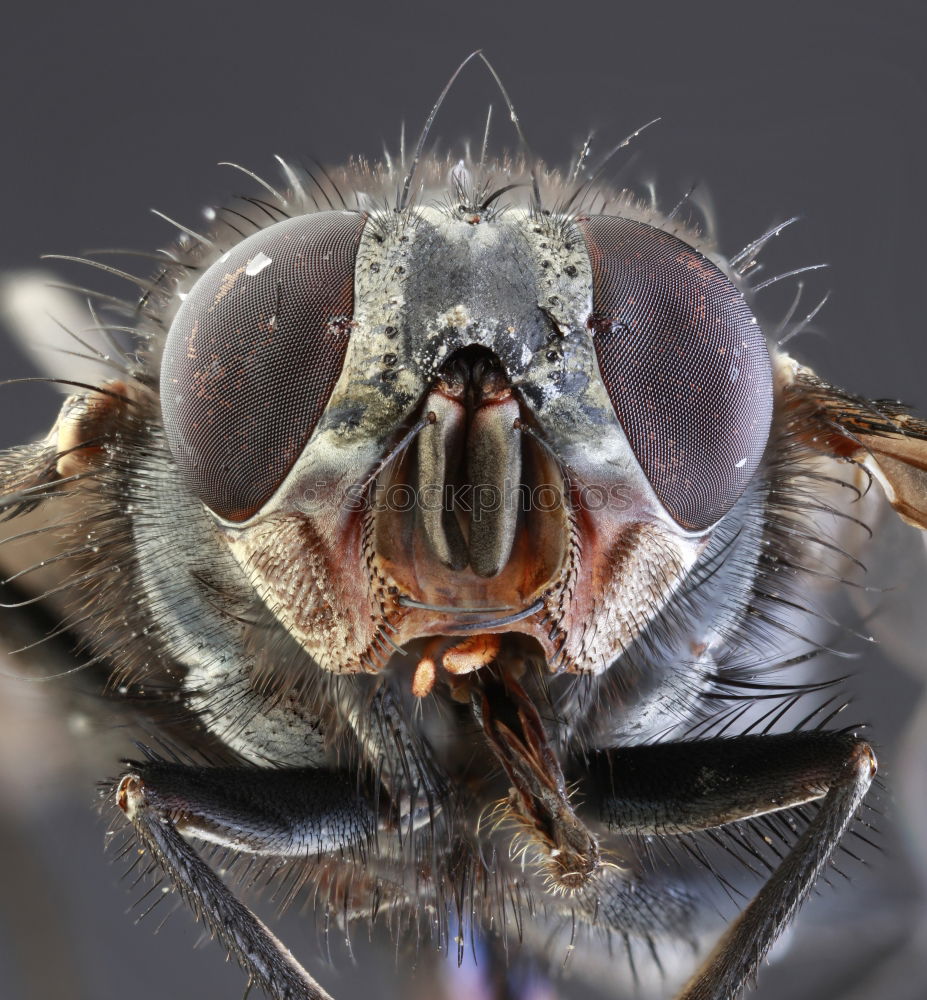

left=735, top=457, right=747, bottom=468
left=246, top=251, right=273, bottom=276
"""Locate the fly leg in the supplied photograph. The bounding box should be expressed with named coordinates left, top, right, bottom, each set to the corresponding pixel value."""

left=582, top=730, right=876, bottom=1000
left=112, top=759, right=379, bottom=1000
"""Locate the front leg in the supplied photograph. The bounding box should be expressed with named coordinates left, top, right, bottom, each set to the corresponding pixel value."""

left=584, top=730, right=876, bottom=1000
left=112, top=759, right=378, bottom=1000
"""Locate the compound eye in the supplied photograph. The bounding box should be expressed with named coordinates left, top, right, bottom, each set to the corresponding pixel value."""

left=160, top=210, right=367, bottom=522
left=577, top=215, right=773, bottom=532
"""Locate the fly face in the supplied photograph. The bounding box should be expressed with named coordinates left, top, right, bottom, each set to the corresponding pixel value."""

left=1, top=55, right=925, bottom=1000
left=157, top=198, right=771, bottom=685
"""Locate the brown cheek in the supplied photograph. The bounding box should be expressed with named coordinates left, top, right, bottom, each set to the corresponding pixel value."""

left=229, top=513, right=383, bottom=674
left=554, top=521, right=689, bottom=673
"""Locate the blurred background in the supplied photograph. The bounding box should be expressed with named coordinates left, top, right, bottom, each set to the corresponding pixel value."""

left=0, top=1, right=925, bottom=998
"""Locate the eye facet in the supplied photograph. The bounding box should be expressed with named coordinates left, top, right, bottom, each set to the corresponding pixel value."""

left=577, top=214, right=773, bottom=531
left=160, top=210, right=367, bottom=522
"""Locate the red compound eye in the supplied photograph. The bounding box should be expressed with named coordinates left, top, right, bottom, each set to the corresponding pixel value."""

left=160, top=211, right=366, bottom=522
left=577, top=214, right=773, bottom=531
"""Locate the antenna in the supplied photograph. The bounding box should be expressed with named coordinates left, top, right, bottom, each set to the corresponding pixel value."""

left=396, top=51, right=482, bottom=213
left=476, top=53, right=542, bottom=214
left=396, top=51, right=543, bottom=215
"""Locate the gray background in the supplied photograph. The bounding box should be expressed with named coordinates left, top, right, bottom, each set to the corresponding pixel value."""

left=0, top=2, right=925, bottom=999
